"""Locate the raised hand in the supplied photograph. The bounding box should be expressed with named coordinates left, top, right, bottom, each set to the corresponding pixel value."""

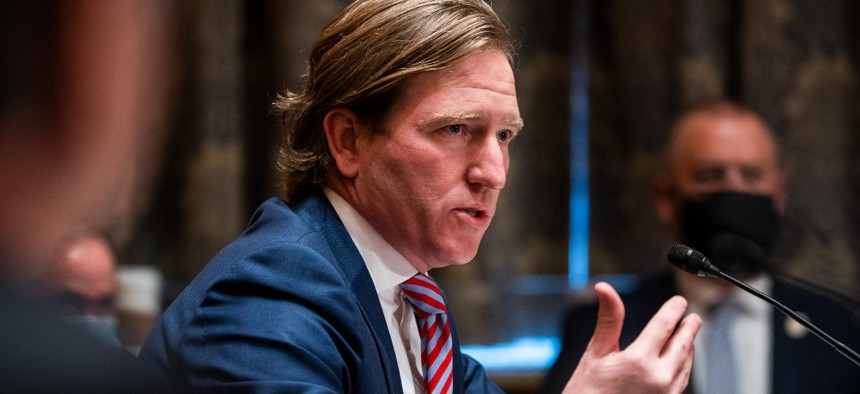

left=563, top=282, right=701, bottom=394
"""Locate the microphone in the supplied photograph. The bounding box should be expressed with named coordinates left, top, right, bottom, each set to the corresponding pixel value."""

left=666, top=244, right=721, bottom=277
left=667, top=244, right=860, bottom=367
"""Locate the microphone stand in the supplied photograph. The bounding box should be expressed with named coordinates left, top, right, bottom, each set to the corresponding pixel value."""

left=715, top=268, right=860, bottom=367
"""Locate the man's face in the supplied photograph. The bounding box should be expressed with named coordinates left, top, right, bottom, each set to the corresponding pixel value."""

left=36, top=236, right=118, bottom=316
left=659, top=112, right=786, bottom=292
left=351, top=50, right=522, bottom=273
left=657, top=112, right=785, bottom=226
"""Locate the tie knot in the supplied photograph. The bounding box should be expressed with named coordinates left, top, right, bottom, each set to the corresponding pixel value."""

left=401, top=274, right=448, bottom=318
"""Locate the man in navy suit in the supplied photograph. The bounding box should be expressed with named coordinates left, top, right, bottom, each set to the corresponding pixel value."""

left=543, top=100, right=860, bottom=393
left=139, top=1, right=703, bottom=392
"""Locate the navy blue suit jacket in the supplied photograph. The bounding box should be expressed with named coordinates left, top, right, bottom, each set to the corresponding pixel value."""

left=139, top=194, right=501, bottom=393
left=541, top=270, right=860, bottom=394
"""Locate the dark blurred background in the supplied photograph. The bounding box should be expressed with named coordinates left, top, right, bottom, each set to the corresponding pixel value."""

left=95, top=0, right=860, bottom=390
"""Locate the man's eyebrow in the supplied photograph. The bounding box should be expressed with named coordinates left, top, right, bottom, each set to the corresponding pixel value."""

left=505, top=116, right=525, bottom=130
left=418, top=112, right=480, bottom=130
left=419, top=112, right=524, bottom=131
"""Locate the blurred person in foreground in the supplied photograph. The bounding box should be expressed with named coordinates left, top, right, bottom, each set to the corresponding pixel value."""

left=0, top=0, right=176, bottom=392
left=140, top=0, right=701, bottom=392
left=30, top=232, right=121, bottom=347
left=543, top=100, right=860, bottom=394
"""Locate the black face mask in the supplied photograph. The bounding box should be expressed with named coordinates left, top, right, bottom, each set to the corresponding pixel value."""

left=679, top=191, right=782, bottom=277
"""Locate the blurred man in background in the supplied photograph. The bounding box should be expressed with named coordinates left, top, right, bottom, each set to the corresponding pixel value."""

left=544, top=100, right=860, bottom=394
left=31, top=233, right=121, bottom=347
left=0, top=1, right=176, bottom=391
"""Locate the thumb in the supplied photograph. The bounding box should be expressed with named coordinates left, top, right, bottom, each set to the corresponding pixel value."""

left=585, top=281, right=625, bottom=357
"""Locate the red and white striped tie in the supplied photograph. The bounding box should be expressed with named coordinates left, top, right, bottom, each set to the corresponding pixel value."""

left=401, top=273, right=454, bottom=394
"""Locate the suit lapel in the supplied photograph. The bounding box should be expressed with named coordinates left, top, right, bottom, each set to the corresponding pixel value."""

left=445, top=292, right=466, bottom=394
left=304, top=193, right=404, bottom=394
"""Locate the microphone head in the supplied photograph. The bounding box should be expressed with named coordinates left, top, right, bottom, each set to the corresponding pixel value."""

left=667, top=244, right=720, bottom=277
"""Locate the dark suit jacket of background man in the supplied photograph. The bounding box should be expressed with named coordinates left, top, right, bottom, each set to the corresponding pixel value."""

left=139, top=192, right=501, bottom=393
left=541, top=270, right=860, bottom=394
left=0, top=286, right=173, bottom=393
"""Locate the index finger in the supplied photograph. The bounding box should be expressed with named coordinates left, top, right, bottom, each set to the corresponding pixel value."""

left=626, top=295, right=689, bottom=354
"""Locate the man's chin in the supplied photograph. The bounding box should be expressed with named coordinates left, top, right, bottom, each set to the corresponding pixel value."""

left=428, top=248, right=480, bottom=270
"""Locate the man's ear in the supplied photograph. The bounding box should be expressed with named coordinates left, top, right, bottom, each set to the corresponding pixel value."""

left=324, top=108, right=364, bottom=178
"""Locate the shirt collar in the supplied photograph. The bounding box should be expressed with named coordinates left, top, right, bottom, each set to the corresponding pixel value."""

left=680, top=272, right=773, bottom=317
left=735, top=274, right=772, bottom=315
left=324, top=188, right=418, bottom=293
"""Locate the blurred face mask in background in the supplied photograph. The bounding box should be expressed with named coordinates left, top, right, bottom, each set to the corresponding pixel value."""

left=680, top=191, right=782, bottom=277
left=66, top=314, right=120, bottom=347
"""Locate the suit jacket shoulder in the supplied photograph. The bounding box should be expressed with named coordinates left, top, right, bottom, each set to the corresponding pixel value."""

left=140, top=194, right=501, bottom=393
left=140, top=195, right=402, bottom=392
left=769, top=279, right=860, bottom=393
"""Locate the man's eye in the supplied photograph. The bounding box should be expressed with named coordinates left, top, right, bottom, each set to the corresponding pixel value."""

left=693, top=168, right=724, bottom=182
left=497, top=130, right=512, bottom=142
left=445, top=124, right=463, bottom=135
left=742, top=167, right=764, bottom=183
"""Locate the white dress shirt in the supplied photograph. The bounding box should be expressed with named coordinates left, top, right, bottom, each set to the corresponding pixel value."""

left=324, top=189, right=424, bottom=393
left=686, top=275, right=773, bottom=394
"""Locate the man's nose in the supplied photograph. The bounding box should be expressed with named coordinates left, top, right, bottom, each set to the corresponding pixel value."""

left=723, top=169, right=750, bottom=192
left=465, top=135, right=507, bottom=190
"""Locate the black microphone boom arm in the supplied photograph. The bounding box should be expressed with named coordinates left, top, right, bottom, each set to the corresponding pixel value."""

left=667, top=244, right=860, bottom=367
